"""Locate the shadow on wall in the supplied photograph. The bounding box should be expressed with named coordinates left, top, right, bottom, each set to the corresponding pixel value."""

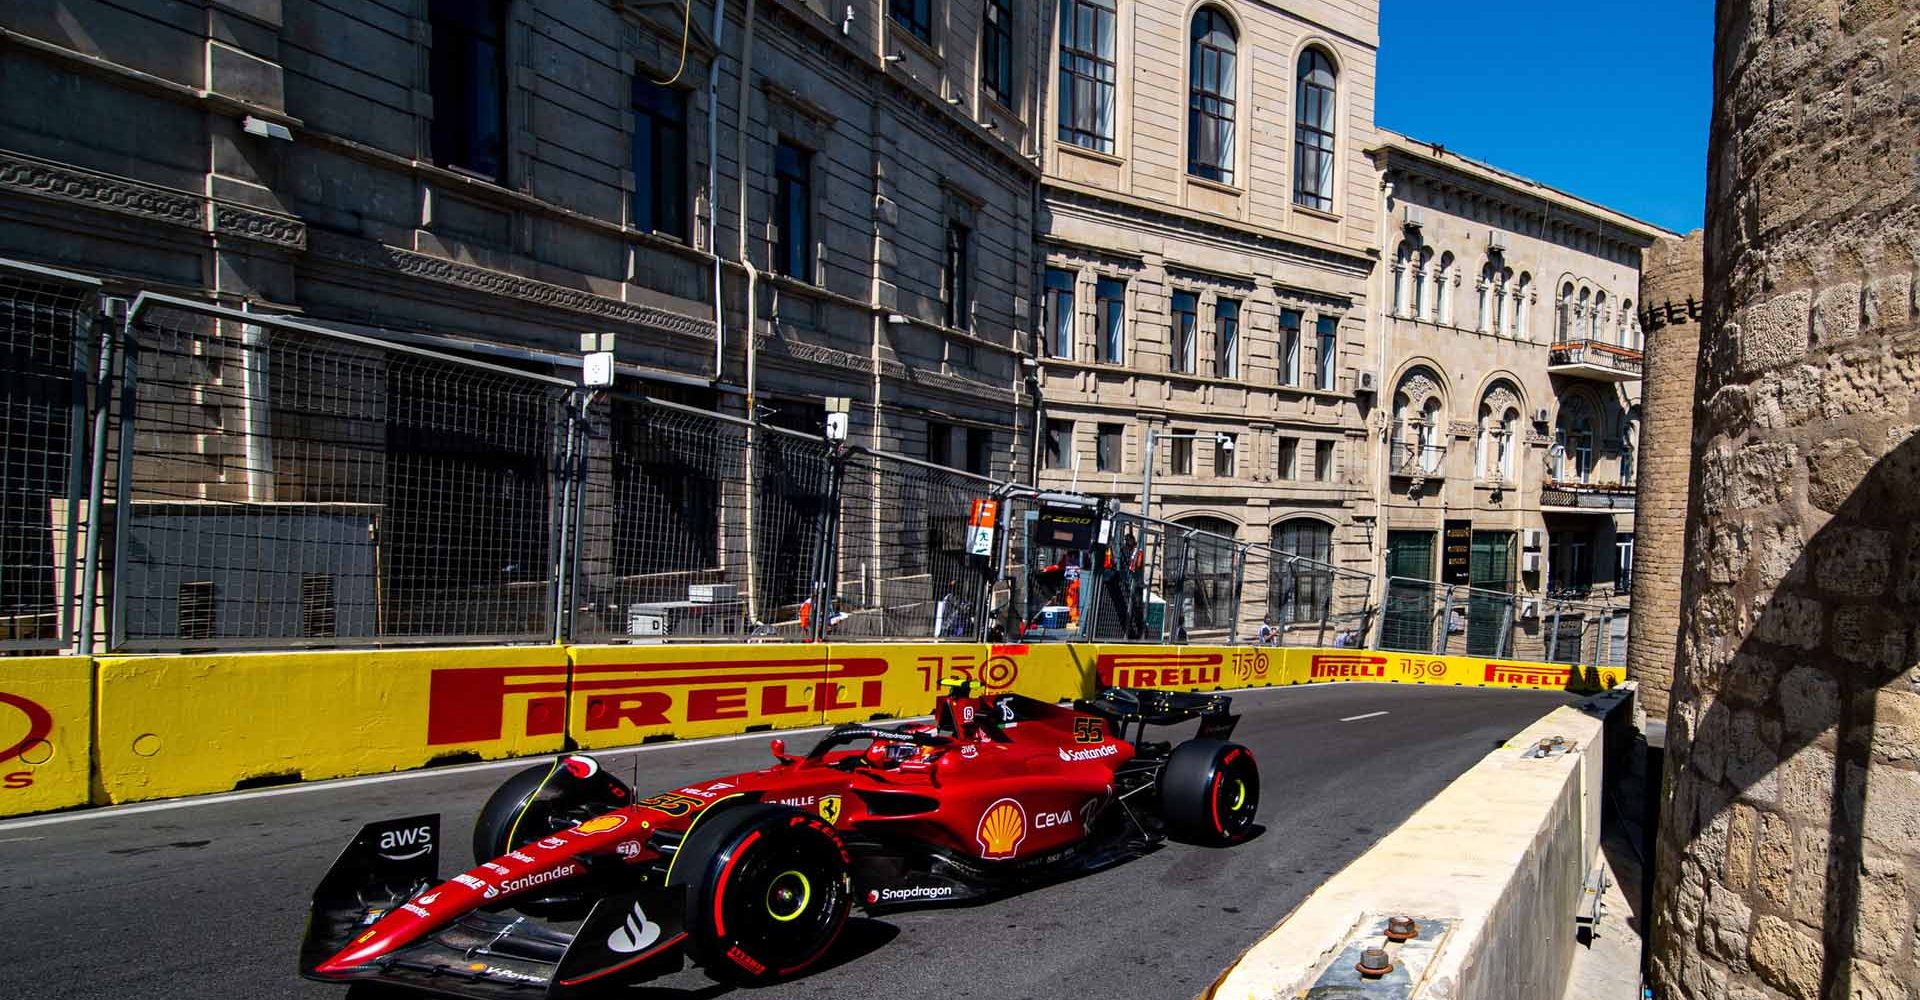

left=1657, top=429, right=1920, bottom=998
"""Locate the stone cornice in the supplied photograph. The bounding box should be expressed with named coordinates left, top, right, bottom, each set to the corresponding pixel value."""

left=0, top=148, right=307, bottom=250
left=1042, top=184, right=1376, bottom=277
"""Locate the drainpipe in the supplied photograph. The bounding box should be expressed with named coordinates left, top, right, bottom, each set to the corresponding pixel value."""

left=735, top=0, right=761, bottom=622
left=1369, top=176, right=1394, bottom=622
left=706, top=0, right=728, bottom=380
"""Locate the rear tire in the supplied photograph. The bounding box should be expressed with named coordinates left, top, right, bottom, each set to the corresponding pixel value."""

left=667, top=803, right=851, bottom=984
left=1159, top=738, right=1259, bottom=844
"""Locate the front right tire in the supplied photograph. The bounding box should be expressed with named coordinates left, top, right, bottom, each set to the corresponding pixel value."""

left=666, top=803, right=852, bottom=984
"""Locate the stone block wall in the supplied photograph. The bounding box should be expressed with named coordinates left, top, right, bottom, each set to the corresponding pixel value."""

left=1628, top=228, right=1704, bottom=722
left=1649, top=3, right=1920, bottom=1000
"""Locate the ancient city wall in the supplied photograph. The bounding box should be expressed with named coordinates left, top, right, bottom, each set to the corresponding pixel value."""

left=1650, top=3, right=1920, bottom=1000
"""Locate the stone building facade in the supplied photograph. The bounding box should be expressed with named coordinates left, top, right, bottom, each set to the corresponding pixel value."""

left=1626, top=228, right=1704, bottom=721
left=0, top=0, right=1040, bottom=470
left=1028, top=0, right=1381, bottom=583
left=1649, top=3, right=1920, bottom=1000
left=1367, top=133, right=1662, bottom=655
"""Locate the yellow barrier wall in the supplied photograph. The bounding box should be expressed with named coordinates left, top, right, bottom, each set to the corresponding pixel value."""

left=28, top=641, right=1623, bottom=818
left=93, top=646, right=571, bottom=804
left=1282, top=648, right=1625, bottom=691
left=0, top=657, right=93, bottom=818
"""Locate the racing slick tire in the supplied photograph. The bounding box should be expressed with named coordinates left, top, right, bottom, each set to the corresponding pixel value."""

left=667, top=803, right=852, bottom=984
left=1159, top=738, right=1260, bottom=845
left=472, top=754, right=633, bottom=864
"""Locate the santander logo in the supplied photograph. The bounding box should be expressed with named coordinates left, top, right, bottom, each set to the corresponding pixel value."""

left=606, top=901, right=663, bottom=954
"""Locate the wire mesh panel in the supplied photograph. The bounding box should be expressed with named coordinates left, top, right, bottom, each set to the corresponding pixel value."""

left=112, top=300, right=569, bottom=649
left=751, top=425, right=835, bottom=639
left=1160, top=527, right=1241, bottom=644
left=0, top=263, right=96, bottom=650
left=831, top=450, right=995, bottom=641
left=1240, top=547, right=1373, bottom=648
left=1083, top=514, right=1162, bottom=642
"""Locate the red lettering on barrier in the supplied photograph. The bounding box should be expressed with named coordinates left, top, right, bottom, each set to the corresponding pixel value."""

left=426, top=665, right=570, bottom=746
left=3, top=772, right=30, bottom=789
left=1309, top=654, right=1388, bottom=680
left=760, top=686, right=810, bottom=717
left=1483, top=663, right=1572, bottom=688
left=1095, top=653, right=1225, bottom=690
left=585, top=692, right=673, bottom=731
left=0, top=692, right=54, bottom=766
left=687, top=687, right=749, bottom=722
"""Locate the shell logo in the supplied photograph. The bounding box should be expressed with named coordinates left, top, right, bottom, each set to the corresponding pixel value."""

left=975, top=798, right=1027, bottom=860
left=575, top=814, right=628, bottom=835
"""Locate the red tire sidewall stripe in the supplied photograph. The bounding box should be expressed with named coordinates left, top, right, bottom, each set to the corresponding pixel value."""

left=712, top=829, right=762, bottom=938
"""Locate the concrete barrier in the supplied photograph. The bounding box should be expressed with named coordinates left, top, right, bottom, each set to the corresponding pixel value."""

left=1205, top=683, right=1635, bottom=1000
left=0, top=642, right=1624, bottom=819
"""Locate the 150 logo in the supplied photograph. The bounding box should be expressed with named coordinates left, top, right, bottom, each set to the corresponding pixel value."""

left=0, top=692, right=53, bottom=791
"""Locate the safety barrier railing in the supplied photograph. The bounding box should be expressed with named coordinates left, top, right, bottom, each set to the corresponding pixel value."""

left=0, top=258, right=1632, bottom=658
left=1377, top=576, right=1628, bottom=665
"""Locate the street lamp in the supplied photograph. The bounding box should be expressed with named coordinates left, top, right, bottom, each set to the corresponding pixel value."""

left=1140, top=427, right=1234, bottom=521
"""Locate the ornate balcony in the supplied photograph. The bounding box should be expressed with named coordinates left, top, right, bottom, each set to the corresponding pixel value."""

left=1548, top=339, right=1644, bottom=382
left=1389, top=442, right=1446, bottom=479
left=1540, top=479, right=1637, bottom=513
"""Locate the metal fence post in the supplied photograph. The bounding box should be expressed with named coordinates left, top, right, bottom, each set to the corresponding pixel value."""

left=1373, top=575, right=1392, bottom=650
left=1436, top=584, right=1454, bottom=655
left=550, top=393, right=579, bottom=643
left=1226, top=542, right=1248, bottom=644
left=1546, top=601, right=1562, bottom=663
left=809, top=443, right=848, bottom=644
left=77, top=297, right=123, bottom=655
left=106, top=323, right=139, bottom=653
left=1496, top=594, right=1515, bottom=659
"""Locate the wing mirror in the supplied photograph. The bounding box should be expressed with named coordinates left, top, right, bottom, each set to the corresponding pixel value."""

left=770, top=738, right=794, bottom=764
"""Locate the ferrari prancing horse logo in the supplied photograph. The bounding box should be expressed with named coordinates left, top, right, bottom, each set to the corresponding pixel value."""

left=818, top=795, right=843, bottom=824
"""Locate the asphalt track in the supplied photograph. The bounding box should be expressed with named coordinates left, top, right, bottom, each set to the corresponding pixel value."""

left=0, top=683, right=1571, bottom=1000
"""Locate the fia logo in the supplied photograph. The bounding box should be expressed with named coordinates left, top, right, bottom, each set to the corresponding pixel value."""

left=376, top=824, right=434, bottom=861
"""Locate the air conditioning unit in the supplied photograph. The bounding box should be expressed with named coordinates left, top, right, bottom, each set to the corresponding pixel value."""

left=1403, top=205, right=1426, bottom=230
left=1523, top=528, right=1543, bottom=550
left=1521, top=551, right=1542, bottom=574
left=1488, top=231, right=1509, bottom=253
left=1533, top=406, right=1551, bottom=425
left=1354, top=370, right=1378, bottom=394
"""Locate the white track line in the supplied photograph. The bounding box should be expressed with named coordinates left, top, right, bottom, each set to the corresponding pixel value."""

left=1339, top=711, right=1389, bottom=722
left=0, top=680, right=1347, bottom=833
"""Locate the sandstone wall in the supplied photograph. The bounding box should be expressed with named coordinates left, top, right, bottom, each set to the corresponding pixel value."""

left=1629, top=228, right=1704, bottom=721
left=1650, top=3, right=1920, bottom=1000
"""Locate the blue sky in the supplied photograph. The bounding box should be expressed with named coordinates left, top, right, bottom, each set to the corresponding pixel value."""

left=1375, top=1, right=1713, bottom=234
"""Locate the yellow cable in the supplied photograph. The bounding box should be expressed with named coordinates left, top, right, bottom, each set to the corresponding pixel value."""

left=652, top=0, right=694, bottom=86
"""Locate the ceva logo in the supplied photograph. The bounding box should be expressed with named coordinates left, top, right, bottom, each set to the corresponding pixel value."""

left=0, top=692, right=53, bottom=791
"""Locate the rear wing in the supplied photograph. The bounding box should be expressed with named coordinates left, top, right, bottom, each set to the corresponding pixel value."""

left=1075, top=687, right=1239, bottom=742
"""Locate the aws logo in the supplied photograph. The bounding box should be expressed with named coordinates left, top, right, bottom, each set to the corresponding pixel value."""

left=0, top=692, right=54, bottom=791
left=975, top=799, right=1028, bottom=860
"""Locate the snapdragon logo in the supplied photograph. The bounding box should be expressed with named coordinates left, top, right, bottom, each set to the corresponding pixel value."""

left=867, top=885, right=956, bottom=903
left=1057, top=744, right=1119, bottom=763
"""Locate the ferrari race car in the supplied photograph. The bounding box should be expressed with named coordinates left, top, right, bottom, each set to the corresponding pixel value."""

left=299, top=680, right=1261, bottom=997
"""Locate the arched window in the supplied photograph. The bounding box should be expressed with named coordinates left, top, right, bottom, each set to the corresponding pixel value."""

left=1619, top=298, right=1636, bottom=349
left=1557, top=282, right=1575, bottom=340
left=1576, top=287, right=1592, bottom=341
left=1477, top=262, right=1497, bottom=332
left=1391, top=369, right=1445, bottom=476
left=1270, top=518, right=1333, bottom=623
left=1591, top=290, right=1607, bottom=339
left=1292, top=49, right=1337, bottom=211
left=1516, top=273, right=1533, bottom=340
left=1494, top=267, right=1512, bottom=336
left=1475, top=382, right=1522, bottom=484
left=1414, top=247, right=1434, bottom=320
left=1188, top=9, right=1237, bottom=184
left=1436, top=251, right=1455, bottom=325
left=1555, top=395, right=1595, bottom=483
left=1393, top=241, right=1412, bottom=317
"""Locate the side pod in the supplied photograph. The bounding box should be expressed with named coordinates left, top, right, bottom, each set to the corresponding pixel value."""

left=299, top=814, right=442, bottom=975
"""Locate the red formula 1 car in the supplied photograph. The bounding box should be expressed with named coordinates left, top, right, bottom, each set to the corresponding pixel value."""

left=299, top=680, right=1260, bottom=997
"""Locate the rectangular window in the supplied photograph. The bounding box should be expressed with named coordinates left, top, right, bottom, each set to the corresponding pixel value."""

left=890, top=0, right=932, bottom=42
left=1057, top=0, right=1117, bottom=153
left=1170, top=433, right=1193, bottom=476
left=1044, top=268, right=1076, bottom=359
left=1215, top=432, right=1237, bottom=478
left=1096, top=276, right=1126, bottom=364
left=1097, top=423, right=1122, bottom=472
left=982, top=0, right=1015, bottom=106
left=1171, top=291, right=1198, bottom=374
left=1215, top=298, right=1240, bottom=379
left=927, top=420, right=953, bottom=467
left=966, top=427, right=993, bottom=477
left=1315, top=440, right=1334, bottom=481
left=774, top=141, right=814, bottom=280
left=429, top=0, right=508, bottom=180
left=944, top=222, right=972, bottom=330
left=1045, top=420, right=1072, bottom=470
left=1279, top=308, right=1302, bottom=385
left=1276, top=436, right=1297, bottom=479
left=1315, top=315, right=1338, bottom=390
left=1615, top=533, right=1635, bottom=594
left=631, top=77, right=688, bottom=239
